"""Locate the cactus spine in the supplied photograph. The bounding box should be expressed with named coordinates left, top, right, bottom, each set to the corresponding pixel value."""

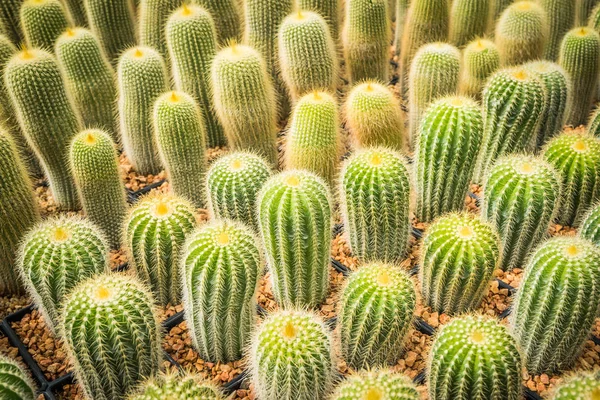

left=538, top=0, right=576, bottom=60
left=130, top=374, right=224, bottom=400
left=194, top=0, right=242, bottom=44
left=20, top=0, right=72, bottom=50
left=509, top=237, right=600, bottom=374
left=339, top=148, right=411, bottom=263
left=415, top=96, right=483, bottom=222
left=550, top=371, right=600, bottom=400
left=449, top=0, right=491, bottom=47
left=138, top=0, right=183, bottom=61
left=460, top=39, right=500, bottom=99
left=331, top=369, right=419, bottom=400
left=0, top=355, right=35, bottom=399
left=580, top=202, right=600, bottom=245
left=297, top=0, right=340, bottom=40
left=338, top=263, right=416, bottom=369
left=258, top=170, right=332, bottom=308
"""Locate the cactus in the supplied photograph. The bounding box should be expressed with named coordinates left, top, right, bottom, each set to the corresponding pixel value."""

left=339, top=148, right=411, bottom=263
left=279, top=11, right=337, bottom=100
left=489, top=0, right=515, bottom=29
left=550, top=371, right=600, bottom=400
left=459, top=39, right=500, bottom=99
left=449, top=0, right=491, bottom=47
left=580, top=202, right=600, bottom=245
left=0, top=355, right=36, bottom=399
left=342, top=0, right=390, bottom=84
left=117, top=46, right=167, bottom=175
left=18, top=216, right=108, bottom=332
left=344, top=82, right=405, bottom=150
left=589, top=3, right=600, bottom=31
left=125, top=193, right=196, bottom=306
left=258, top=170, right=332, bottom=308
left=415, top=96, right=483, bottom=223
left=63, top=0, right=87, bottom=26
left=577, top=0, right=599, bottom=24
left=297, top=0, right=340, bottom=40
left=483, top=155, right=560, bottom=271
left=338, top=263, right=416, bottom=369
left=195, top=0, right=242, bottom=44
left=249, top=309, right=334, bottom=400
left=61, top=273, right=162, bottom=400
left=0, top=130, right=39, bottom=296
left=472, top=67, right=546, bottom=183
left=495, top=1, right=548, bottom=66
left=408, top=42, right=461, bottom=145
left=589, top=106, right=600, bottom=137
left=559, top=27, right=600, bottom=127
left=393, top=0, right=410, bottom=56
left=166, top=4, right=226, bottom=148
left=509, top=236, right=600, bottom=374
left=284, top=91, right=340, bottom=186
left=211, top=44, right=279, bottom=166
left=331, top=369, right=419, bottom=400
left=153, top=91, right=207, bottom=208
left=69, top=130, right=127, bottom=249
left=130, top=374, right=224, bottom=400
left=5, top=49, right=82, bottom=210
left=55, top=28, right=118, bottom=140
left=206, top=152, right=271, bottom=230
left=543, top=131, right=600, bottom=227
left=0, top=0, right=24, bottom=44
left=182, top=220, right=260, bottom=363
left=138, top=0, right=183, bottom=61
left=538, top=0, right=576, bottom=60
left=20, top=0, right=72, bottom=50
left=428, top=315, right=523, bottom=400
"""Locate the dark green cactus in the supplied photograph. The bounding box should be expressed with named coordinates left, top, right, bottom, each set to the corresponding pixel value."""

left=195, top=0, right=242, bottom=44
left=580, top=201, right=600, bottom=245
left=588, top=106, right=600, bottom=136
left=0, top=0, right=24, bottom=44
left=577, top=0, right=599, bottom=24
left=138, top=0, right=183, bottom=61
left=20, top=0, right=72, bottom=50
left=449, top=0, right=491, bottom=47
left=129, top=374, right=224, bottom=400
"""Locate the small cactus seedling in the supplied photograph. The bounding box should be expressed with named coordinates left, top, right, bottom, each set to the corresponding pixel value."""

left=195, top=0, right=242, bottom=44
left=510, top=236, right=600, bottom=374
left=331, top=369, right=419, bottom=400
left=297, top=0, right=340, bottom=40
left=588, top=106, right=600, bottom=136
left=0, top=355, right=35, bottom=399
left=138, top=0, right=184, bottom=61
left=449, top=0, right=491, bottom=47
left=125, top=193, right=197, bottom=306
left=250, top=310, right=334, bottom=400
left=549, top=371, right=600, bottom=400
left=20, top=0, right=72, bottom=50
left=182, top=220, right=260, bottom=363
left=428, top=315, right=523, bottom=400
left=580, top=202, right=600, bottom=245
left=538, top=0, right=576, bottom=60
left=129, top=374, right=224, bottom=400
left=339, top=263, right=416, bottom=369
left=460, top=39, right=500, bottom=99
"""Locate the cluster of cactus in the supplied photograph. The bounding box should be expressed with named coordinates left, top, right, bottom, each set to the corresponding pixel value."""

left=138, top=0, right=183, bottom=62
left=459, top=39, right=500, bottom=98
left=331, top=369, right=419, bottom=400
left=0, top=355, right=35, bottom=399
left=129, top=374, right=224, bottom=400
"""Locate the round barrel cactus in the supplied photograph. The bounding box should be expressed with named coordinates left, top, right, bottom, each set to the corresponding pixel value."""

left=549, top=371, right=600, bottom=400
left=129, top=374, right=224, bottom=400
left=460, top=39, right=500, bottom=99
left=449, top=0, right=491, bottom=47
left=331, top=369, right=419, bottom=400
left=0, top=355, right=35, bottom=399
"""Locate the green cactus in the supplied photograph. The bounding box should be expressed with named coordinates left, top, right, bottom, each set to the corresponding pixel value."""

left=415, top=96, right=483, bottom=223
left=489, top=0, right=515, bottom=29
left=20, top=0, right=72, bottom=50
left=61, top=273, right=162, bottom=400
left=580, top=202, right=600, bottom=245
left=63, top=0, right=87, bottom=26
left=0, top=0, right=24, bottom=44
left=125, top=193, right=196, bottom=306
left=284, top=91, right=340, bottom=186
left=577, top=0, right=599, bottom=24
left=339, top=147, right=411, bottom=263
left=589, top=106, right=600, bottom=136
left=194, top=0, right=242, bottom=44
left=338, top=263, right=416, bottom=369
left=543, top=131, right=600, bottom=226
left=428, top=315, right=523, bottom=400
left=549, top=371, right=600, bottom=400
left=472, top=67, right=546, bottom=184
left=18, top=216, right=108, bottom=332
left=69, top=129, right=127, bottom=249
left=129, top=374, right=224, bottom=400
left=0, top=355, right=36, bottom=399
left=509, top=236, right=600, bottom=374
left=331, top=369, right=419, bottom=400
left=138, top=0, right=183, bottom=61
left=5, top=49, right=82, bottom=210
left=55, top=28, right=118, bottom=140
left=459, top=39, right=500, bottom=99
left=166, top=4, right=226, bottom=148
left=589, top=3, right=600, bottom=31
left=211, top=44, right=279, bottom=166
left=249, top=310, right=334, bottom=400
left=297, top=0, right=340, bottom=40
left=393, top=0, right=410, bottom=56
left=182, top=220, right=260, bottom=363
left=559, top=27, right=600, bottom=127
left=449, top=0, right=491, bottom=47
left=117, top=46, right=167, bottom=175
left=258, top=170, right=332, bottom=308
left=538, top=0, right=576, bottom=60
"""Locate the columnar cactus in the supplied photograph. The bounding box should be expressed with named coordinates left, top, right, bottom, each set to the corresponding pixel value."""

left=428, top=315, right=523, bottom=400
left=166, top=4, right=226, bottom=148
left=580, top=202, right=600, bottom=245
left=130, top=374, right=224, bottom=400
left=0, top=355, right=35, bottom=399
left=559, top=27, right=600, bottom=127
left=250, top=310, right=334, bottom=400
left=125, top=193, right=196, bottom=306
left=285, top=91, right=340, bottom=186
left=538, top=0, right=576, bottom=60
left=588, top=107, right=600, bottom=136
left=153, top=91, right=207, bottom=208
left=70, top=130, right=127, bottom=249
left=589, top=3, right=600, bottom=31
left=195, top=0, right=242, bottom=44
left=344, top=82, right=405, bottom=150
left=483, top=155, right=560, bottom=271
left=339, top=148, right=411, bottom=263
left=0, top=0, right=24, bottom=44
left=338, top=263, right=416, bottom=369
left=18, top=216, right=108, bottom=332
left=577, top=0, right=599, bottom=24
left=489, top=0, right=515, bottom=29
left=182, top=220, right=260, bottom=363
left=393, top=0, right=410, bottom=56
left=5, top=49, right=82, bottom=210
left=549, top=371, right=600, bottom=400
left=20, top=0, right=72, bottom=50
left=509, top=237, right=600, bottom=374
left=62, top=0, right=87, bottom=26
left=297, top=0, right=340, bottom=40
left=61, top=273, right=162, bottom=400
left=543, top=131, right=600, bottom=226
left=449, top=0, right=491, bottom=47
left=138, top=0, right=183, bottom=61
left=331, top=369, right=419, bottom=400
left=0, top=34, right=25, bottom=151
left=460, top=39, right=500, bottom=99
left=279, top=11, right=337, bottom=100
left=258, top=170, right=332, bottom=308
left=415, top=96, right=483, bottom=222
left=211, top=44, right=278, bottom=166
left=117, top=46, right=167, bottom=175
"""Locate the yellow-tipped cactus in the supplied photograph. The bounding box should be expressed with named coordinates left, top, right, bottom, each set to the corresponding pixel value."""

left=460, top=39, right=500, bottom=99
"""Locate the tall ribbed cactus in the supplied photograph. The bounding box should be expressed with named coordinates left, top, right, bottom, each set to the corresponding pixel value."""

left=339, top=263, right=416, bottom=369
left=339, top=148, right=411, bottom=263
left=538, top=0, right=576, bottom=60
left=130, top=374, right=224, bottom=400
left=250, top=310, right=334, bottom=400
left=449, top=0, right=490, bottom=47
left=429, top=315, right=523, bottom=400
left=117, top=46, right=167, bottom=175
left=211, top=44, right=278, bottom=166
left=589, top=3, right=600, bottom=31
left=580, top=202, right=600, bottom=245
left=62, top=0, right=87, bottom=26
left=0, top=0, right=24, bottom=44
left=0, top=34, right=27, bottom=154
left=5, top=49, right=82, bottom=210
left=0, top=355, right=35, bottom=399
left=577, top=0, right=599, bottom=24
left=550, top=371, right=600, bottom=400
left=20, top=0, right=72, bottom=50
left=298, top=0, right=340, bottom=40
left=125, top=193, right=196, bottom=306
left=138, top=0, right=182, bottom=61
left=415, top=96, right=483, bottom=222
left=182, top=220, right=260, bottom=362
left=331, top=369, right=419, bottom=400
left=393, top=0, right=410, bottom=56
left=258, top=170, right=332, bottom=308
left=195, top=0, right=242, bottom=44
left=509, top=237, right=600, bottom=374
left=489, top=0, right=515, bottom=29
left=460, top=39, right=500, bottom=99
left=61, top=273, right=162, bottom=400
left=18, top=216, right=108, bottom=332
left=483, top=155, right=560, bottom=271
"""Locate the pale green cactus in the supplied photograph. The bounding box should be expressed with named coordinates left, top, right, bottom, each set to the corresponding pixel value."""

left=195, top=0, right=242, bottom=44
left=538, top=0, right=576, bottom=60
left=449, top=0, right=491, bottom=47
left=331, top=369, right=419, bottom=400
left=0, top=355, right=36, bottom=399
left=138, top=0, right=183, bottom=61
left=460, top=39, right=500, bottom=99
left=549, top=371, right=600, bottom=400
left=129, top=374, right=224, bottom=400
left=297, top=0, right=340, bottom=40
